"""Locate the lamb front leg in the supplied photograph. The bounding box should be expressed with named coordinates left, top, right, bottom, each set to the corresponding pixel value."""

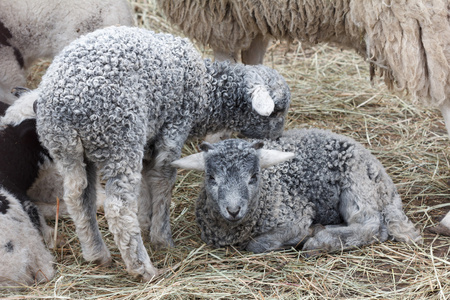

left=246, top=219, right=314, bottom=253
left=145, top=135, right=188, bottom=249
left=103, top=169, right=158, bottom=281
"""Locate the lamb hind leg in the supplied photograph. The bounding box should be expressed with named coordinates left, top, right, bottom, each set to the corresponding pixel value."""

left=58, top=154, right=111, bottom=265
left=302, top=217, right=388, bottom=256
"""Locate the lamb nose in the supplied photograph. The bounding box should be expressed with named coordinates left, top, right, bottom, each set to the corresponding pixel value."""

left=227, top=206, right=241, bottom=218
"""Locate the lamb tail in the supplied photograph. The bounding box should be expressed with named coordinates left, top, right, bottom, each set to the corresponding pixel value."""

left=0, top=89, right=39, bottom=126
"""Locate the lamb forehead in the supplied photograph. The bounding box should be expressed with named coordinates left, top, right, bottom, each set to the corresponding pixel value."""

left=204, top=140, right=259, bottom=171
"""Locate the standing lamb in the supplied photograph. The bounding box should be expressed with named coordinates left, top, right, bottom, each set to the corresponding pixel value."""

left=172, top=129, right=422, bottom=253
left=0, top=0, right=133, bottom=104
left=0, top=92, right=55, bottom=289
left=1, top=26, right=291, bottom=281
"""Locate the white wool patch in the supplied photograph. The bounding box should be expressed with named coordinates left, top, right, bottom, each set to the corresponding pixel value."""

left=251, top=85, right=274, bottom=116
left=0, top=90, right=38, bottom=126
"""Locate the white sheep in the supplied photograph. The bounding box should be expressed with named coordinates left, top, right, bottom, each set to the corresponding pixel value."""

left=157, top=0, right=450, bottom=236
left=0, top=0, right=133, bottom=104
left=1, top=26, right=291, bottom=281
left=0, top=96, right=55, bottom=289
left=172, top=129, right=422, bottom=253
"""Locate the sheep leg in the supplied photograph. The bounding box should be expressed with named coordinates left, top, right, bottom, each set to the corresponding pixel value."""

left=146, top=161, right=176, bottom=249
left=103, top=169, right=158, bottom=281
left=145, top=135, right=188, bottom=249
left=440, top=101, right=450, bottom=137
left=136, top=158, right=153, bottom=239
left=246, top=223, right=312, bottom=253
left=58, top=154, right=111, bottom=266
left=241, top=34, right=270, bottom=65
left=213, top=48, right=238, bottom=63
left=301, top=219, right=387, bottom=256
left=246, top=215, right=314, bottom=253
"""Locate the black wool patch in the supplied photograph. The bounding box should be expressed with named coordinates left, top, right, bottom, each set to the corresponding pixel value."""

left=0, top=194, right=10, bottom=214
left=0, top=20, right=24, bottom=68
left=4, top=241, right=14, bottom=253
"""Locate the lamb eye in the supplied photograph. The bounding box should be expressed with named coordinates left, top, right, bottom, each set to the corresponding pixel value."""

left=270, top=108, right=284, bottom=118
left=249, top=173, right=258, bottom=184
left=207, top=174, right=216, bottom=184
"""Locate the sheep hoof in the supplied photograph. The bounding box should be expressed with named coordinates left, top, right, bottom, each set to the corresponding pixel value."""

left=93, top=255, right=113, bottom=267
left=302, top=248, right=327, bottom=258
left=427, top=224, right=450, bottom=236
left=150, top=235, right=175, bottom=250
left=136, top=266, right=160, bottom=282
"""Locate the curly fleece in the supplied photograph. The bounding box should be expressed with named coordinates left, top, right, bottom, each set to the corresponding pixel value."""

left=196, top=129, right=421, bottom=253
left=33, top=26, right=290, bottom=279
left=159, top=0, right=450, bottom=108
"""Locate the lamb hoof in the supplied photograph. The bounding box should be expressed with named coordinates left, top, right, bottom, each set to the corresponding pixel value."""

left=150, top=235, right=175, bottom=250
left=302, top=248, right=326, bottom=258
left=136, top=266, right=159, bottom=282
left=93, top=255, right=112, bottom=267
left=427, top=224, right=450, bottom=236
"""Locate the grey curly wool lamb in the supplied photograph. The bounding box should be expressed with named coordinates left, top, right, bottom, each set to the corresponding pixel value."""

left=172, top=129, right=421, bottom=253
left=1, top=26, right=290, bottom=280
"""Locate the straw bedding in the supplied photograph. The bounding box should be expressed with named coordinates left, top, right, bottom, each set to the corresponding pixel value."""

left=3, top=0, right=449, bottom=298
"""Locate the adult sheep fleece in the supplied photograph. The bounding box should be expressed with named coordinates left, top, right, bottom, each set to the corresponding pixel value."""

left=158, top=1, right=450, bottom=135
left=0, top=0, right=133, bottom=104
left=172, top=129, right=421, bottom=253
left=15, top=26, right=290, bottom=281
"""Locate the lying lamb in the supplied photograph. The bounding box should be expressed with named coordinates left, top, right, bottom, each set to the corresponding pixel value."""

left=1, top=26, right=291, bottom=280
left=172, top=129, right=422, bottom=253
left=0, top=0, right=133, bottom=104
left=0, top=93, right=55, bottom=289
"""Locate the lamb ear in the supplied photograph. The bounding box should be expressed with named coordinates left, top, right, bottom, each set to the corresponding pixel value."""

left=259, top=149, right=295, bottom=168
left=171, top=152, right=205, bottom=171
left=251, top=85, right=275, bottom=116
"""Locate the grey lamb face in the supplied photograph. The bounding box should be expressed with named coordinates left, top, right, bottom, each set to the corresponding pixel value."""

left=240, top=65, right=291, bottom=139
left=201, top=140, right=263, bottom=222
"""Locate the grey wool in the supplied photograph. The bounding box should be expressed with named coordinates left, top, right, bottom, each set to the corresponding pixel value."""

left=1, top=26, right=290, bottom=280
left=172, top=129, right=422, bottom=254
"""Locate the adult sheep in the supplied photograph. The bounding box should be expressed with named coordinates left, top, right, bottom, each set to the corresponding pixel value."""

left=0, top=0, right=133, bottom=104
left=1, top=26, right=291, bottom=281
left=172, top=129, right=422, bottom=253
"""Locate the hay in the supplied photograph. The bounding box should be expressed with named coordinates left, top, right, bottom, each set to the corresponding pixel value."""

left=4, top=0, right=449, bottom=298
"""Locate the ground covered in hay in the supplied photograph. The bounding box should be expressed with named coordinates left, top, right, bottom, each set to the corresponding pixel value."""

left=3, top=1, right=449, bottom=299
